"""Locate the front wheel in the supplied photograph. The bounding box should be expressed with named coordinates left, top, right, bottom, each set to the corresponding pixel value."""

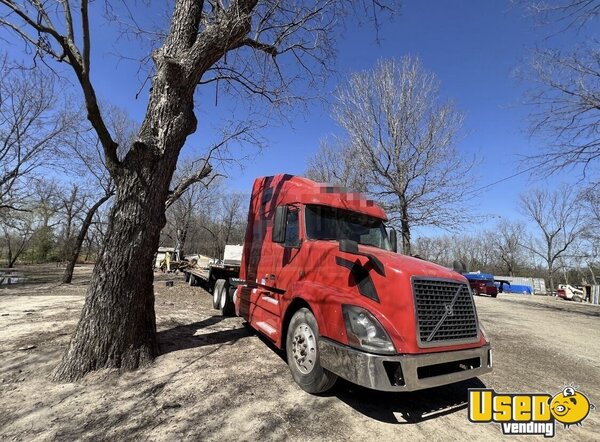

left=285, top=308, right=337, bottom=394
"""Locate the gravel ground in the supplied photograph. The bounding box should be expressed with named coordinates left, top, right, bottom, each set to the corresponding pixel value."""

left=0, top=264, right=598, bottom=441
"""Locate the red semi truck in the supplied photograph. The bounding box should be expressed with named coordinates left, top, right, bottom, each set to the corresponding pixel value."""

left=212, top=174, right=492, bottom=394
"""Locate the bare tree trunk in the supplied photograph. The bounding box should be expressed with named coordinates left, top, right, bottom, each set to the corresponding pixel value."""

left=62, top=193, right=112, bottom=284
left=400, top=202, right=411, bottom=255
left=53, top=67, right=196, bottom=380
left=53, top=169, right=167, bottom=380
left=6, top=240, right=13, bottom=268
left=548, top=263, right=555, bottom=294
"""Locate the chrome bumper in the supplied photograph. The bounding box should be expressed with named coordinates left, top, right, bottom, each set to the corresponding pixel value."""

left=318, top=338, right=492, bottom=392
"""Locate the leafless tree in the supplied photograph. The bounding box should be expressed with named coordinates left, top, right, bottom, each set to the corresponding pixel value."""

left=413, top=236, right=453, bottom=264
left=489, top=220, right=525, bottom=276
left=213, top=192, right=247, bottom=257
left=0, top=63, right=73, bottom=213
left=163, top=163, right=222, bottom=258
left=1, top=178, right=61, bottom=266
left=578, top=187, right=600, bottom=281
left=331, top=57, right=474, bottom=254
left=525, top=1, right=600, bottom=29
left=0, top=0, right=396, bottom=380
left=1, top=211, right=34, bottom=267
left=519, top=185, right=584, bottom=293
left=306, top=138, right=367, bottom=192
left=59, top=105, right=138, bottom=284
left=57, top=184, right=87, bottom=260
left=522, top=1, right=600, bottom=184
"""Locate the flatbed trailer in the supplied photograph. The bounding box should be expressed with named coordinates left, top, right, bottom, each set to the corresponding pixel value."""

left=183, top=263, right=240, bottom=293
left=182, top=245, right=243, bottom=313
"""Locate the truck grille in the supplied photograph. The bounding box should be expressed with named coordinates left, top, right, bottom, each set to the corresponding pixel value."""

left=412, top=278, right=479, bottom=346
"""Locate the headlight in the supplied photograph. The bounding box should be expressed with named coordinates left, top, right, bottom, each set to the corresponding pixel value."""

left=342, top=305, right=396, bottom=354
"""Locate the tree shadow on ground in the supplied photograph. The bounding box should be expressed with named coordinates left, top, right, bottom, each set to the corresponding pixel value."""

left=157, top=316, right=252, bottom=355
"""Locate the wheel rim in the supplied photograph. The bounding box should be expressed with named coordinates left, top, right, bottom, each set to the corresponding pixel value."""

left=220, top=286, right=227, bottom=309
left=291, top=323, right=317, bottom=374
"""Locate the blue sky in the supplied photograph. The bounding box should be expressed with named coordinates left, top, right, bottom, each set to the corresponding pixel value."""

left=2, top=1, right=590, bottom=237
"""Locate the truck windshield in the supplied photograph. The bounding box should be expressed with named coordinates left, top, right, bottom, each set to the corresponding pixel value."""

left=305, top=205, right=392, bottom=251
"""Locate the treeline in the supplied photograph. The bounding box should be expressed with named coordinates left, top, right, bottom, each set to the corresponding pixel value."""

left=1, top=181, right=109, bottom=267
left=414, top=194, right=600, bottom=292
left=160, top=175, right=248, bottom=260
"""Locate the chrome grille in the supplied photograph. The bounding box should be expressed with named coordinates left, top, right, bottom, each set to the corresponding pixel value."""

left=412, top=278, right=479, bottom=346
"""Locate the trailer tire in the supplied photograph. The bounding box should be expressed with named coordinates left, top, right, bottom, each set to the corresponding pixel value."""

left=286, top=308, right=337, bottom=394
left=189, top=274, right=196, bottom=287
left=213, top=279, right=225, bottom=309
left=220, top=284, right=235, bottom=316
left=184, top=272, right=190, bottom=283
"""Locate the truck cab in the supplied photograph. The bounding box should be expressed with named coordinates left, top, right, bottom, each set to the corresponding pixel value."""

left=225, top=174, right=491, bottom=393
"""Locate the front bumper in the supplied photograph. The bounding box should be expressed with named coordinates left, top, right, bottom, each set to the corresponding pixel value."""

left=319, top=339, right=492, bottom=392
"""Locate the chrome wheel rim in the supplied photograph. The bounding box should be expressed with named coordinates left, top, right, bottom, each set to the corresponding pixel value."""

left=291, top=323, right=317, bottom=374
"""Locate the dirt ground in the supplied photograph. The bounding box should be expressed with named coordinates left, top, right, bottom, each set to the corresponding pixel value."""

left=0, top=265, right=598, bottom=441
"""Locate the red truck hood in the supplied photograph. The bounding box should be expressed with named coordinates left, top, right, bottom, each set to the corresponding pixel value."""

left=305, top=241, right=486, bottom=354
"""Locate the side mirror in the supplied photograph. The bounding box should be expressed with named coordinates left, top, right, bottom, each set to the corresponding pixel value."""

left=339, top=239, right=359, bottom=254
left=388, top=228, right=398, bottom=253
left=272, top=205, right=288, bottom=243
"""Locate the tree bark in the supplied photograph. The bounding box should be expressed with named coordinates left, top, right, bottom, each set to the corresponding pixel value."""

left=53, top=72, right=197, bottom=380
left=548, top=264, right=555, bottom=295
left=53, top=164, right=168, bottom=380
left=400, top=201, right=411, bottom=255
left=62, top=193, right=112, bottom=284
left=6, top=240, right=13, bottom=268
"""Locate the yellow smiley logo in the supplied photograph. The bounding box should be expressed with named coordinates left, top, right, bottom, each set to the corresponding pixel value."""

left=550, top=387, right=595, bottom=427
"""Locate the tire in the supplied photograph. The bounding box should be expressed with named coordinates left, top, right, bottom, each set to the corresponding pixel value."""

left=491, top=293, right=497, bottom=298
left=285, top=308, right=337, bottom=394
left=184, top=272, right=190, bottom=283
left=213, top=279, right=225, bottom=309
left=189, top=274, right=196, bottom=287
left=473, top=289, right=479, bottom=296
left=220, top=283, right=235, bottom=316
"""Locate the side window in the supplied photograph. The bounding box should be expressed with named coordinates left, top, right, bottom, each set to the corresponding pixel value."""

left=284, top=209, right=300, bottom=247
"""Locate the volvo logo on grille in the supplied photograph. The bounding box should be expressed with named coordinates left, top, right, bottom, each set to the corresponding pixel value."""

left=426, top=285, right=463, bottom=342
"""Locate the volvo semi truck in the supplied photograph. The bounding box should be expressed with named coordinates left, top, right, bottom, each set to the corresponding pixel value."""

left=212, top=174, right=492, bottom=394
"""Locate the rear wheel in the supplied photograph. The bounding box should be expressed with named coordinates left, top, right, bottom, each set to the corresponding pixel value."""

left=189, top=274, right=196, bottom=286
left=220, top=283, right=235, bottom=316
left=285, top=308, right=337, bottom=394
left=213, top=279, right=225, bottom=309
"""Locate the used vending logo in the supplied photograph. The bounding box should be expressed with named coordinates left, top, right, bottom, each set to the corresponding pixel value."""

left=468, top=386, right=595, bottom=437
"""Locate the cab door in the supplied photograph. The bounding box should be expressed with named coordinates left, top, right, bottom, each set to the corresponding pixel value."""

left=271, top=206, right=303, bottom=290
left=248, top=205, right=301, bottom=342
